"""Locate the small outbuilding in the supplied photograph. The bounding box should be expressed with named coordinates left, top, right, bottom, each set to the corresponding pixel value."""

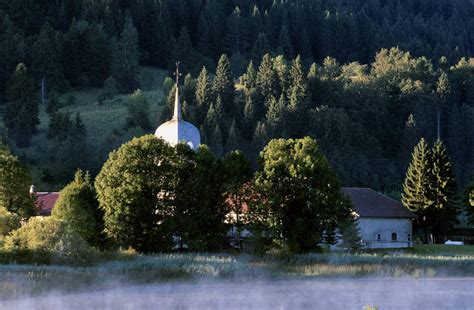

left=342, top=187, right=415, bottom=249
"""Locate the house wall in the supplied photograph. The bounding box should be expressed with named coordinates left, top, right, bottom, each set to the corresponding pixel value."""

left=358, top=217, right=413, bottom=249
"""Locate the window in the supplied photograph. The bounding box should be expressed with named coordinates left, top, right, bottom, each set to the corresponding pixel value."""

left=377, top=234, right=381, bottom=241
left=407, top=234, right=411, bottom=241
left=391, top=232, right=397, bottom=241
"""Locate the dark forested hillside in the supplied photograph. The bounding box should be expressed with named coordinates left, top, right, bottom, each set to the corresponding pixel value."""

left=0, top=0, right=473, bottom=193
left=0, top=0, right=473, bottom=87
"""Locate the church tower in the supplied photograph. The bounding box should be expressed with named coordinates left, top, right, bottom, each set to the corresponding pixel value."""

left=155, top=63, right=201, bottom=150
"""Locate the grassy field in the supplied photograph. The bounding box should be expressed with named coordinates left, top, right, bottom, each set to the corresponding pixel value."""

left=4, top=67, right=168, bottom=190
left=1, top=245, right=474, bottom=299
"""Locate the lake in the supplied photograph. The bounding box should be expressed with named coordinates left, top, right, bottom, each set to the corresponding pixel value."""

left=1, top=277, right=473, bottom=309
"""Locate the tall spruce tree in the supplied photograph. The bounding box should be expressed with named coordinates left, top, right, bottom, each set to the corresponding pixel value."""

left=112, top=16, right=140, bottom=92
left=213, top=54, right=234, bottom=113
left=195, top=66, right=212, bottom=124
left=429, top=139, right=459, bottom=235
left=401, top=138, right=433, bottom=236
left=5, top=63, right=39, bottom=147
left=225, top=119, right=238, bottom=153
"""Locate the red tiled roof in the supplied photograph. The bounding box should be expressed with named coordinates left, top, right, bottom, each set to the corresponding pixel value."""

left=35, top=192, right=60, bottom=216
left=342, top=187, right=415, bottom=218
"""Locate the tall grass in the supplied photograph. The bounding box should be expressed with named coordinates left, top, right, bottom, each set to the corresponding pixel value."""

left=0, top=253, right=256, bottom=299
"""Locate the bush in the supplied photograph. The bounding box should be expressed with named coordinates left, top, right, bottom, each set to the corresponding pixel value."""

left=0, top=207, right=20, bottom=236
left=2, top=217, right=96, bottom=266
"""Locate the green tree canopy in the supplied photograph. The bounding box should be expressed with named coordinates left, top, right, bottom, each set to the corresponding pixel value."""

left=0, top=142, right=36, bottom=218
left=125, top=89, right=151, bottom=131
left=95, top=135, right=175, bottom=252
left=95, top=135, right=228, bottom=252
left=251, top=137, right=352, bottom=252
left=52, top=170, right=100, bottom=244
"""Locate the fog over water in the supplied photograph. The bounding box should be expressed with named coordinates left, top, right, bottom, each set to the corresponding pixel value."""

left=1, top=278, right=473, bottom=310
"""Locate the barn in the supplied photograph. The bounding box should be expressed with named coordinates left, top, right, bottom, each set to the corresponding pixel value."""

left=342, top=187, right=415, bottom=249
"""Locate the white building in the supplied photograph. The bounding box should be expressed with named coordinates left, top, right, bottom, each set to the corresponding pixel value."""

left=342, top=188, right=415, bottom=249
left=155, top=66, right=201, bottom=150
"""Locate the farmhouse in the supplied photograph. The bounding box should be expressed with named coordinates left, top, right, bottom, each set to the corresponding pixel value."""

left=342, top=187, right=415, bottom=249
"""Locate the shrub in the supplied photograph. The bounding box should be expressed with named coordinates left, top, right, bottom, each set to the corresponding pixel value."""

left=0, top=207, right=20, bottom=236
left=3, top=217, right=96, bottom=266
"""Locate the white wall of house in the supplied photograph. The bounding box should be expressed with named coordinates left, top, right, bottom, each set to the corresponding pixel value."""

left=358, top=217, right=413, bottom=249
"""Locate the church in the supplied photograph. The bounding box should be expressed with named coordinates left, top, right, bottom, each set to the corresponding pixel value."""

left=33, top=65, right=414, bottom=250
left=154, top=65, right=201, bottom=150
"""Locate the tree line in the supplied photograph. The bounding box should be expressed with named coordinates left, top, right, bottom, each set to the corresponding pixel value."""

left=1, top=0, right=473, bottom=96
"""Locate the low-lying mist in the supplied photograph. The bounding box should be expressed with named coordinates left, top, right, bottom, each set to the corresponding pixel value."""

left=1, top=277, right=473, bottom=310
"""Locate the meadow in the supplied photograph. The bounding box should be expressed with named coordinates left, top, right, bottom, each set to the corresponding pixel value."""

left=2, top=67, right=168, bottom=191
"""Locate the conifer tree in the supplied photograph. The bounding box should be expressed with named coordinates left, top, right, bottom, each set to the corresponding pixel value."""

left=195, top=66, right=212, bottom=124
left=225, top=7, right=243, bottom=55
left=5, top=63, right=39, bottom=147
left=211, top=123, right=224, bottom=157
left=173, top=27, right=194, bottom=71
left=213, top=54, right=234, bottom=113
left=256, top=54, right=278, bottom=99
left=277, top=26, right=294, bottom=60
left=429, top=139, right=459, bottom=235
left=243, top=95, right=257, bottom=138
left=204, top=103, right=219, bottom=135
left=225, top=119, right=238, bottom=153
left=112, top=16, right=140, bottom=92
left=401, top=138, right=433, bottom=235
left=251, top=33, right=270, bottom=64
left=436, top=72, right=451, bottom=139
left=253, top=121, right=268, bottom=152
left=31, top=22, right=65, bottom=91
left=241, top=61, right=257, bottom=91
left=266, top=94, right=287, bottom=137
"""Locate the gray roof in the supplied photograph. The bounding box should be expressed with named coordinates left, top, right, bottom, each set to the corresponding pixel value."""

left=342, top=187, right=416, bottom=218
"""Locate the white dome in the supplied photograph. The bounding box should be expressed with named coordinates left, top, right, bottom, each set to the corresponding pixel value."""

left=154, top=85, right=201, bottom=151
left=155, top=119, right=201, bottom=151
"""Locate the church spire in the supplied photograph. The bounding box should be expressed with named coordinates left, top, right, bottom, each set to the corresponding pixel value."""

left=173, top=62, right=182, bottom=120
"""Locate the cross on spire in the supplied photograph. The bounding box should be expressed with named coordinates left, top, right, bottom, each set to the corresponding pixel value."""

left=174, top=61, right=182, bottom=86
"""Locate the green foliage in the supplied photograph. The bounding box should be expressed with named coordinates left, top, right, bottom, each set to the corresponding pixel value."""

left=0, top=143, right=36, bottom=218
left=213, top=54, right=234, bottom=113
left=2, top=217, right=95, bottom=266
left=52, top=170, right=100, bottom=244
left=402, top=138, right=459, bottom=237
left=338, top=220, right=362, bottom=252
left=429, top=140, right=459, bottom=235
left=125, top=89, right=151, bottom=131
left=95, top=135, right=175, bottom=252
left=402, top=138, right=433, bottom=230
left=4, top=63, right=39, bottom=147
left=251, top=137, right=352, bottom=253
left=111, top=17, right=140, bottom=92
left=0, top=207, right=20, bottom=236
left=95, top=135, right=228, bottom=252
